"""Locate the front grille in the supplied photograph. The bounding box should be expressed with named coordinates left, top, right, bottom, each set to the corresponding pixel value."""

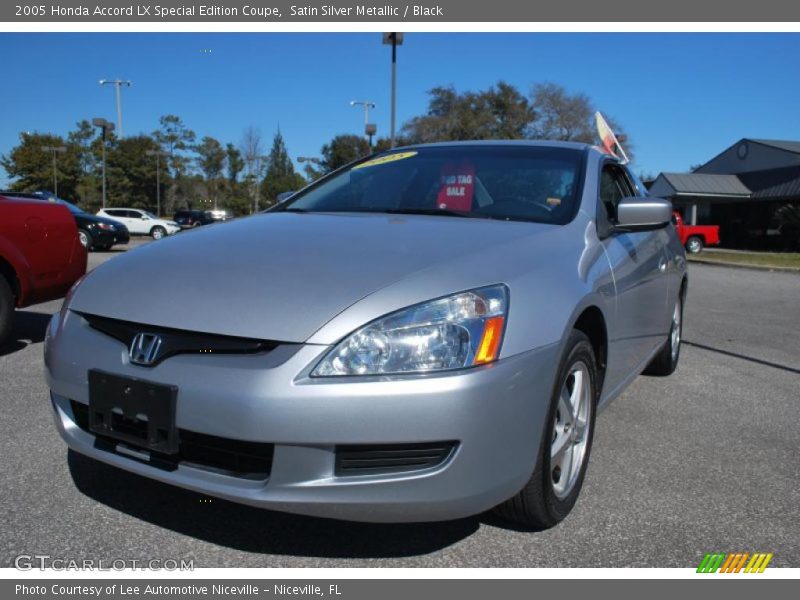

left=70, top=401, right=273, bottom=480
left=78, top=312, right=278, bottom=367
left=335, top=442, right=457, bottom=476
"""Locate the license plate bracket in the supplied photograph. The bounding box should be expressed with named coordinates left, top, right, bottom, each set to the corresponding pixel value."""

left=88, top=369, right=178, bottom=455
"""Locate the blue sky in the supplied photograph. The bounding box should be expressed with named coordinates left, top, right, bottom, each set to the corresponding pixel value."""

left=1, top=32, right=799, bottom=186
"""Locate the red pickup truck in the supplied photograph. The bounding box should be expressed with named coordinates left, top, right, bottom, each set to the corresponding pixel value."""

left=673, top=211, right=720, bottom=253
left=0, top=194, right=87, bottom=347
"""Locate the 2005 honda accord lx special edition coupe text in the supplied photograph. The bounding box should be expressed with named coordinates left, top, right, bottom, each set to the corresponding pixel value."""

left=45, top=142, right=687, bottom=528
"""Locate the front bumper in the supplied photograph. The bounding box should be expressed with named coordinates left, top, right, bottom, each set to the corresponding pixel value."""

left=92, top=228, right=129, bottom=246
left=45, top=311, right=560, bottom=522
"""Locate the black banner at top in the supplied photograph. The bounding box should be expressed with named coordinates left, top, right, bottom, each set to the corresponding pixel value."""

left=4, top=0, right=800, bottom=22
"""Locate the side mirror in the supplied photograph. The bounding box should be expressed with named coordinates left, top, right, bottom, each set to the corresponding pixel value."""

left=141, top=215, right=149, bottom=220
left=615, top=197, right=672, bottom=231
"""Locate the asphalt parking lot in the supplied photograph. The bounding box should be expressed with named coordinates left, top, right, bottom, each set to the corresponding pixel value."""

left=1, top=241, right=798, bottom=568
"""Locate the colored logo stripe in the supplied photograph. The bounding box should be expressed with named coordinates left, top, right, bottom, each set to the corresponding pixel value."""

left=697, top=552, right=773, bottom=573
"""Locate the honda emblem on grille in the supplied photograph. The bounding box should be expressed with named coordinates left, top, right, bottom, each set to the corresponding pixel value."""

left=129, top=333, right=163, bottom=366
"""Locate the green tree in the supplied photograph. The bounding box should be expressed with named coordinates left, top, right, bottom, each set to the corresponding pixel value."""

left=195, top=136, right=226, bottom=209
left=68, top=120, right=102, bottom=207
left=225, top=143, right=245, bottom=185
left=261, top=130, right=305, bottom=209
left=153, top=115, right=196, bottom=212
left=320, top=134, right=371, bottom=172
left=530, top=82, right=594, bottom=142
left=402, top=81, right=535, bottom=143
left=104, top=135, right=162, bottom=213
left=529, top=82, right=633, bottom=159
left=0, top=132, right=83, bottom=199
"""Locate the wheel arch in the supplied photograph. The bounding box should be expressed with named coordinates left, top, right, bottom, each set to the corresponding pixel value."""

left=571, top=305, right=608, bottom=393
left=0, top=256, right=20, bottom=302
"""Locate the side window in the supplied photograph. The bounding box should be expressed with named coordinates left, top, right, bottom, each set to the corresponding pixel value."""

left=105, top=209, right=120, bottom=217
left=127, top=210, right=142, bottom=219
left=599, top=164, right=633, bottom=223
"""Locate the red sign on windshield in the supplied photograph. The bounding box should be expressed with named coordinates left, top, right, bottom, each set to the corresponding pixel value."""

left=436, top=163, right=475, bottom=211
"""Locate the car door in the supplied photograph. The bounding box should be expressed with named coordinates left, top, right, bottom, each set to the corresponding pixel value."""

left=124, top=209, right=146, bottom=234
left=103, top=209, right=127, bottom=230
left=599, top=162, right=670, bottom=391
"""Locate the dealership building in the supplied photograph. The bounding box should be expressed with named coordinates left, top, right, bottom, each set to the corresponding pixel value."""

left=649, top=139, right=800, bottom=250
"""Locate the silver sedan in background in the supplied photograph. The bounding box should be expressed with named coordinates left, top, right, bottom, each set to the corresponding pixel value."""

left=45, top=142, right=686, bottom=528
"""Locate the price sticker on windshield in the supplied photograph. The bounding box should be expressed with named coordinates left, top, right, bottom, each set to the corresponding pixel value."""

left=353, top=151, right=418, bottom=170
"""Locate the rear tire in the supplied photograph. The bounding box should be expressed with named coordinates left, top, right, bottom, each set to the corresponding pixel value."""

left=643, top=295, right=683, bottom=376
left=151, top=226, right=166, bottom=240
left=0, top=276, right=14, bottom=348
left=494, top=330, right=598, bottom=529
left=685, top=236, right=704, bottom=254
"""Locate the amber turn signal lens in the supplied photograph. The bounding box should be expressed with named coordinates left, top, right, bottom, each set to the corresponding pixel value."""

left=473, top=316, right=505, bottom=365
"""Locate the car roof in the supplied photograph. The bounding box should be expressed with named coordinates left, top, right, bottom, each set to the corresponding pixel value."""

left=394, top=139, right=594, bottom=152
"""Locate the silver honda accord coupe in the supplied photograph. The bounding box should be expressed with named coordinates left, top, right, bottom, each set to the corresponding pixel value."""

left=45, top=141, right=687, bottom=528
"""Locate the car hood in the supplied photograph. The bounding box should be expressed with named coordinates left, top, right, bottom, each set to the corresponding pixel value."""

left=70, top=212, right=555, bottom=343
left=78, top=213, right=125, bottom=227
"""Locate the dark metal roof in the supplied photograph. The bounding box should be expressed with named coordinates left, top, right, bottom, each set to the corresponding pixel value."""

left=748, top=139, right=800, bottom=155
left=738, top=165, right=800, bottom=200
left=658, top=173, right=751, bottom=196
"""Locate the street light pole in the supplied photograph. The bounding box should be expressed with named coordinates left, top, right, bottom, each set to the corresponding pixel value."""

left=146, top=150, right=166, bottom=217
left=350, top=100, right=377, bottom=146
left=382, top=33, right=404, bottom=148
left=252, top=155, right=267, bottom=213
left=40, top=145, right=67, bottom=197
left=298, top=156, right=323, bottom=182
left=99, top=79, right=132, bottom=138
left=92, top=118, right=115, bottom=209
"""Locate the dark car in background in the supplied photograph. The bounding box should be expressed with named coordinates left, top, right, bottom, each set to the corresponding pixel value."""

left=173, top=210, right=217, bottom=229
left=0, top=192, right=129, bottom=251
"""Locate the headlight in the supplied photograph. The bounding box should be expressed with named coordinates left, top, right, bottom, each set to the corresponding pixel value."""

left=57, top=274, right=86, bottom=326
left=97, top=223, right=114, bottom=231
left=311, top=285, right=508, bottom=377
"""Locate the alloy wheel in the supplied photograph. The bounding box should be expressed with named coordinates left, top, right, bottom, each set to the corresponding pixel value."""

left=551, top=361, right=593, bottom=499
left=670, top=299, right=682, bottom=362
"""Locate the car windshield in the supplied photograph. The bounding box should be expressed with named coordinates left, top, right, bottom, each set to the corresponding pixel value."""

left=56, top=199, right=85, bottom=215
left=279, top=145, right=585, bottom=224
left=144, top=211, right=158, bottom=219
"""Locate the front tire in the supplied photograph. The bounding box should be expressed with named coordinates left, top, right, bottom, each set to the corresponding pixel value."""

left=685, top=236, right=704, bottom=254
left=643, top=294, right=683, bottom=376
left=150, top=226, right=166, bottom=240
left=0, top=276, right=15, bottom=348
left=495, top=330, right=598, bottom=529
left=77, top=229, right=92, bottom=249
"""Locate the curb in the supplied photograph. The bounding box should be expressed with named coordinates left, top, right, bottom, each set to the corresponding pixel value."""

left=687, top=257, right=800, bottom=274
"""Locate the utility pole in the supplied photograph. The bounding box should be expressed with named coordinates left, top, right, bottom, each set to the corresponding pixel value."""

left=92, top=118, right=115, bottom=208
left=382, top=33, right=404, bottom=148
left=146, top=149, right=167, bottom=217
left=99, top=79, right=132, bottom=138
left=40, top=145, right=67, bottom=197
